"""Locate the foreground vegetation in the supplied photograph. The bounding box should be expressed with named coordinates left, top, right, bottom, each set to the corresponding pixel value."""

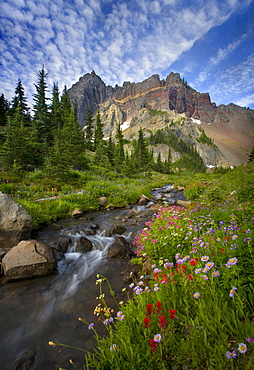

left=0, top=167, right=173, bottom=228
left=2, top=66, right=254, bottom=370
left=46, top=162, right=254, bottom=369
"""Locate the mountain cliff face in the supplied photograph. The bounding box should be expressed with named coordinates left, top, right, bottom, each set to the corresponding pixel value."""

left=68, top=71, right=254, bottom=167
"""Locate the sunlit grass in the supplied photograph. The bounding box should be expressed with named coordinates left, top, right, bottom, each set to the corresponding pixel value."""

left=48, top=162, right=254, bottom=369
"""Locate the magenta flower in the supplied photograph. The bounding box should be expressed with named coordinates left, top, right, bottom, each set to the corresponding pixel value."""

left=247, top=337, right=254, bottom=343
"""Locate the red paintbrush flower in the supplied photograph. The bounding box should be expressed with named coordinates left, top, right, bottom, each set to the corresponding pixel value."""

left=159, top=315, right=167, bottom=329
left=168, top=309, right=177, bottom=319
left=149, top=339, right=158, bottom=352
left=143, top=316, right=150, bottom=328
left=146, top=303, right=153, bottom=316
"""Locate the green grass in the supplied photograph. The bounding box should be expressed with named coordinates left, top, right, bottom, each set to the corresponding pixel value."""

left=2, top=161, right=254, bottom=368
left=0, top=166, right=170, bottom=227
left=48, top=162, right=254, bottom=369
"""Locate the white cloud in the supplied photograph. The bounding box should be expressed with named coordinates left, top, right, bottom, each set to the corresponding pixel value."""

left=204, top=53, right=254, bottom=106
left=26, top=1, right=49, bottom=17
left=162, top=0, right=176, bottom=4
left=195, top=32, right=249, bottom=84
left=0, top=0, right=253, bottom=109
left=150, top=1, right=161, bottom=14
left=235, top=94, right=254, bottom=108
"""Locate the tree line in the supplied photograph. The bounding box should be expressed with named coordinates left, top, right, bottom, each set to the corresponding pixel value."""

left=0, top=68, right=213, bottom=180
left=0, top=68, right=172, bottom=179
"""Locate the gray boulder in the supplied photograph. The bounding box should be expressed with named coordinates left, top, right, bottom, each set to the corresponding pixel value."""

left=175, top=199, right=192, bottom=208
left=76, top=236, right=93, bottom=252
left=0, top=192, right=33, bottom=249
left=48, top=236, right=71, bottom=253
left=108, top=237, right=129, bottom=258
left=99, top=196, right=108, bottom=207
left=72, top=209, right=83, bottom=218
left=137, top=195, right=149, bottom=205
left=2, top=240, right=56, bottom=281
left=106, top=224, right=127, bottom=237
left=125, top=208, right=139, bottom=219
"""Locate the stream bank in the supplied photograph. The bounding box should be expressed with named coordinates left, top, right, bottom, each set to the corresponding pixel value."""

left=0, top=185, right=186, bottom=370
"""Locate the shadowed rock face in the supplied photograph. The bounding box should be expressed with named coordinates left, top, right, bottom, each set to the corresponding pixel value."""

left=68, top=71, right=253, bottom=126
left=68, top=71, right=254, bottom=166
left=0, top=192, right=33, bottom=249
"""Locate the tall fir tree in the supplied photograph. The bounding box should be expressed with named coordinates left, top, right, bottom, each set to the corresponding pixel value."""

left=84, top=107, right=94, bottom=151
left=9, top=80, right=30, bottom=124
left=107, top=132, right=115, bottom=166
left=0, top=109, right=37, bottom=171
left=33, top=67, right=50, bottom=145
left=46, top=88, right=87, bottom=179
left=115, top=123, right=125, bottom=170
left=94, top=111, right=104, bottom=151
left=0, top=94, right=9, bottom=126
left=50, top=82, right=62, bottom=134
left=135, top=128, right=150, bottom=169
left=61, top=86, right=73, bottom=122
left=156, top=152, right=163, bottom=172
left=15, top=80, right=30, bottom=117
left=248, top=146, right=254, bottom=162
left=164, top=147, right=172, bottom=174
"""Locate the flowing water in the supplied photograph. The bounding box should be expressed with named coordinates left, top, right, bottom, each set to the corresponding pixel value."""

left=0, top=186, right=186, bottom=370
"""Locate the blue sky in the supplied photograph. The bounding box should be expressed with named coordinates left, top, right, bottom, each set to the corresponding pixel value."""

left=1, top=0, right=254, bottom=109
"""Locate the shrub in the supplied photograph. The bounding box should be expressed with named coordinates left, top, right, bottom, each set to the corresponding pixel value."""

left=184, top=181, right=206, bottom=200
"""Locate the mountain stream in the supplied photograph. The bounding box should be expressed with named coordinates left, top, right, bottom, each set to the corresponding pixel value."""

left=0, top=185, right=186, bottom=370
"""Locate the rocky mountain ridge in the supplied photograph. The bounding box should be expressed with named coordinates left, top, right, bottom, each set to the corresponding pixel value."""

left=68, top=71, right=254, bottom=167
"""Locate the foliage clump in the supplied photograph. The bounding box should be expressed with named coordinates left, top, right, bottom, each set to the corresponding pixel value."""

left=48, top=162, right=254, bottom=370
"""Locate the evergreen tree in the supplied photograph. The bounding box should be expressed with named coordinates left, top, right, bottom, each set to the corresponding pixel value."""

left=94, top=111, right=104, bottom=151
left=14, top=80, right=30, bottom=117
left=61, top=86, right=73, bottom=121
left=135, top=128, right=150, bottom=169
left=8, top=80, right=30, bottom=124
left=60, top=89, right=86, bottom=170
left=84, top=107, right=94, bottom=151
left=115, top=123, right=125, bottom=170
left=156, top=152, right=163, bottom=172
left=33, top=67, right=50, bottom=144
left=123, top=150, right=138, bottom=176
left=248, top=146, right=254, bottom=162
left=163, top=148, right=172, bottom=174
left=107, top=133, right=115, bottom=166
left=0, top=109, right=36, bottom=170
left=50, top=82, right=62, bottom=133
left=46, top=90, right=87, bottom=178
left=93, top=110, right=107, bottom=165
left=0, top=94, right=9, bottom=126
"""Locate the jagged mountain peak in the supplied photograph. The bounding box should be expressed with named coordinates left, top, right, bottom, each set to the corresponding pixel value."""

left=68, top=71, right=254, bottom=167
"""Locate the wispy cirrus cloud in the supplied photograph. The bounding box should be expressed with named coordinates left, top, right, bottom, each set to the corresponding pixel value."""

left=195, top=31, right=250, bottom=84
left=0, top=0, right=253, bottom=109
left=204, top=53, right=254, bottom=107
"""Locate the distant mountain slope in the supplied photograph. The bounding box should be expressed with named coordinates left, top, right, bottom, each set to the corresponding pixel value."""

left=68, top=71, right=254, bottom=167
